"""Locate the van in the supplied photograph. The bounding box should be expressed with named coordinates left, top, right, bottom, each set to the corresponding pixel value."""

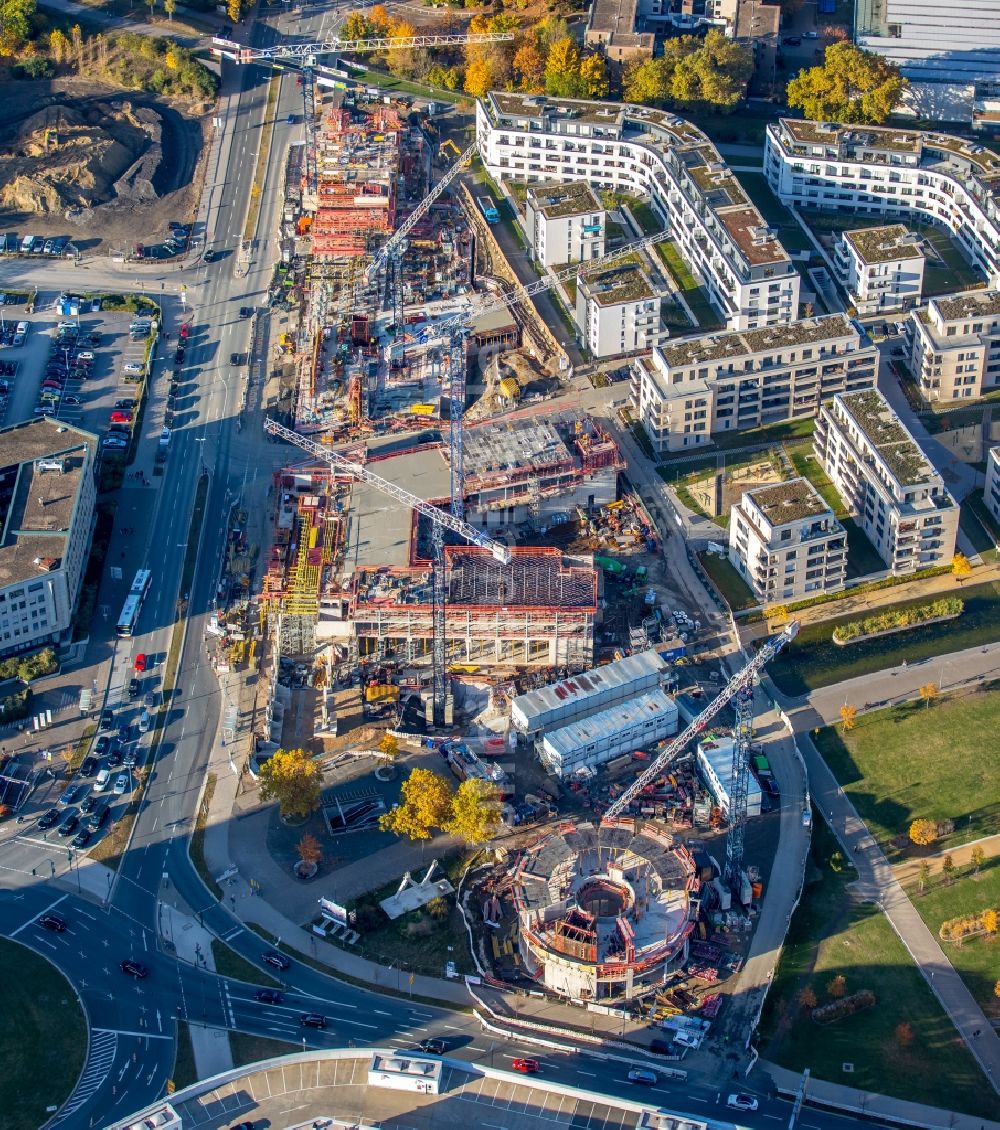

left=20, top=235, right=34, bottom=253
left=13, top=321, right=27, bottom=346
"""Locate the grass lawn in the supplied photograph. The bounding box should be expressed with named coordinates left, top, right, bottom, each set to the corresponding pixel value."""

left=697, top=551, right=757, bottom=611
left=653, top=240, right=724, bottom=331
left=767, top=579, right=1000, bottom=695
left=713, top=416, right=816, bottom=451
left=0, top=939, right=87, bottom=1130
left=628, top=200, right=662, bottom=236
left=759, top=821, right=1000, bottom=1119
left=966, top=489, right=1000, bottom=544
left=812, top=690, right=1000, bottom=853
left=630, top=420, right=656, bottom=461
left=842, top=518, right=886, bottom=579
left=172, top=1022, right=197, bottom=1091
left=909, top=860, right=1000, bottom=1017
left=730, top=171, right=815, bottom=254
left=787, top=441, right=845, bottom=516
left=230, top=1031, right=301, bottom=1067
left=960, top=497, right=998, bottom=557
left=210, top=940, right=280, bottom=988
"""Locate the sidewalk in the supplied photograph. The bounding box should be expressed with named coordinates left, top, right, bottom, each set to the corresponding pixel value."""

left=892, top=833, right=1000, bottom=889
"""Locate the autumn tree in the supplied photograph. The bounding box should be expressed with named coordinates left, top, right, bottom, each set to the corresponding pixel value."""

left=909, top=818, right=938, bottom=847
left=786, top=42, right=908, bottom=124
left=463, top=55, right=495, bottom=99
left=49, top=27, right=70, bottom=63
left=942, top=853, right=956, bottom=884
left=427, top=64, right=460, bottom=91
left=982, top=908, right=998, bottom=935
left=995, top=978, right=1000, bottom=1000
left=623, top=57, right=676, bottom=105
left=917, top=860, right=931, bottom=892
left=952, top=551, right=972, bottom=583
left=226, top=0, right=242, bottom=24
left=826, top=974, right=847, bottom=998
left=378, top=733, right=399, bottom=759
left=798, top=985, right=817, bottom=1009
left=385, top=17, right=418, bottom=78
left=380, top=767, right=452, bottom=841
left=839, top=704, right=857, bottom=730
left=919, top=682, right=938, bottom=709
left=446, top=777, right=501, bottom=844
left=971, top=845, right=986, bottom=876
left=164, top=0, right=175, bottom=19
left=367, top=4, right=393, bottom=35
left=513, top=43, right=544, bottom=92
left=258, top=748, right=322, bottom=820
left=894, top=1021, right=914, bottom=1046
left=0, top=0, right=35, bottom=51
left=670, top=30, right=752, bottom=110
left=769, top=604, right=790, bottom=627
left=426, top=895, right=450, bottom=920
left=579, top=54, right=610, bottom=99
left=297, top=833, right=323, bottom=865
left=340, top=10, right=372, bottom=40
left=545, top=35, right=581, bottom=97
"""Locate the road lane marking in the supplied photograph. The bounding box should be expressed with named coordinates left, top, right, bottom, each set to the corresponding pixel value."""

left=10, top=893, right=69, bottom=937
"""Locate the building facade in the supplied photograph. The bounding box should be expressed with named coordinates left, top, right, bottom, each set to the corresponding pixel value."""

left=765, top=118, right=1000, bottom=290
left=814, top=389, right=958, bottom=574
left=986, top=445, right=1000, bottom=528
left=525, top=181, right=606, bottom=268
left=834, top=224, right=925, bottom=316
left=729, top=478, right=847, bottom=602
left=0, top=419, right=97, bottom=655
left=908, top=290, right=1000, bottom=403
left=630, top=313, right=878, bottom=455
left=575, top=260, right=662, bottom=357
left=477, top=93, right=801, bottom=333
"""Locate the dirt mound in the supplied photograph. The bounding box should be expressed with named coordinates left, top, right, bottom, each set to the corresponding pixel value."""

left=0, top=100, right=164, bottom=216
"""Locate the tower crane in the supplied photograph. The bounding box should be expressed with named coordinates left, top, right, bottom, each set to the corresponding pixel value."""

left=262, top=417, right=512, bottom=727
left=216, top=34, right=512, bottom=202
left=602, top=621, right=800, bottom=892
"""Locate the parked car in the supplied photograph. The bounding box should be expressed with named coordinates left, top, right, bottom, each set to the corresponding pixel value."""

left=80, top=793, right=99, bottom=815
left=93, top=769, right=112, bottom=792
left=101, top=709, right=116, bottom=731
left=134, top=653, right=148, bottom=673
left=85, top=802, right=110, bottom=830
left=239, top=306, right=253, bottom=318
left=79, top=756, right=98, bottom=777
left=71, top=827, right=92, bottom=848
left=128, top=677, right=142, bottom=699
left=58, top=784, right=82, bottom=806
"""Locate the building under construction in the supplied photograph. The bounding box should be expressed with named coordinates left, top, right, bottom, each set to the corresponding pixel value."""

left=260, top=413, right=621, bottom=661
left=511, top=819, right=700, bottom=1002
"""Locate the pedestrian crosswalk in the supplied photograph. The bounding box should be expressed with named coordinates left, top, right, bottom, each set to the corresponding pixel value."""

left=50, top=1029, right=118, bottom=1125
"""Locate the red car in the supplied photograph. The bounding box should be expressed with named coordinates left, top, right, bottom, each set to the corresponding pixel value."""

left=134, top=653, right=147, bottom=673
left=511, top=1058, right=539, bottom=1074
left=179, top=323, right=190, bottom=340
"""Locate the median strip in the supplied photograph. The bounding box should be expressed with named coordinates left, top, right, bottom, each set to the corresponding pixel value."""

left=243, top=73, right=281, bottom=245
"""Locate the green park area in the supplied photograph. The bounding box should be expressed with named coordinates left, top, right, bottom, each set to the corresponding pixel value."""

left=760, top=822, right=1000, bottom=1119
left=909, top=859, right=1000, bottom=1018
left=0, top=939, right=87, bottom=1130
left=767, top=579, right=1000, bottom=695
left=813, top=688, right=1000, bottom=855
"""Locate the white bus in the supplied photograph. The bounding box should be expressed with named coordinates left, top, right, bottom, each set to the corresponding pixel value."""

left=116, top=569, right=152, bottom=637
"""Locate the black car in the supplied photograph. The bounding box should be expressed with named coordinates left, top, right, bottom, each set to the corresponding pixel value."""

left=649, top=1038, right=674, bottom=1055
left=57, top=813, right=80, bottom=836
left=100, top=709, right=115, bottom=730
left=230, top=352, right=244, bottom=366
left=95, top=736, right=111, bottom=756
left=107, top=747, right=123, bottom=769
left=71, top=827, right=92, bottom=848
left=37, top=808, right=60, bottom=829
left=255, top=989, right=284, bottom=1004
left=418, top=1038, right=447, bottom=1055
left=39, top=913, right=67, bottom=932
left=299, top=1013, right=326, bottom=1029
left=782, top=34, right=802, bottom=44
left=79, top=756, right=98, bottom=777
left=128, top=677, right=141, bottom=699
left=174, top=347, right=185, bottom=364
left=239, top=306, right=253, bottom=318
left=120, top=959, right=148, bottom=978
left=118, top=724, right=133, bottom=744
left=80, top=793, right=98, bottom=815
left=262, top=951, right=290, bottom=971
left=203, top=247, right=216, bottom=262
left=114, top=398, right=136, bottom=410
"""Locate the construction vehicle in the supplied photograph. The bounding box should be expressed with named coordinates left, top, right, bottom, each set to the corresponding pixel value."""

left=263, top=417, right=511, bottom=726
left=602, top=622, right=800, bottom=896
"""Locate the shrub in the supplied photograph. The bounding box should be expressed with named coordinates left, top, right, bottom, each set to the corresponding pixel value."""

left=812, top=989, right=876, bottom=1024
left=832, top=597, right=964, bottom=644
left=15, top=57, right=55, bottom=79
left=939, top=908, right=1000, bottom=942
left=909, top=818, right=938, bottom=847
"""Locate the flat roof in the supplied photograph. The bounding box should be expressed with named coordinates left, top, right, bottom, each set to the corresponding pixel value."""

left=579, top=260, right=655, bottom=306
left=543, top=688, right=678, bottom=759
left=744, top=477, right=831, bottom=525
left=528, top=179, right=603, bottom=219
left=836, top=389, right=936, bottom=488
left=718, top=206, right=786, bottom=267
left=843, top=224, right=923, bottom=264
left=0, top=418, right=96, bottom=590
left=932, top=290, right=1000, bottom=322
left=654, top=313, right=857, bottom=370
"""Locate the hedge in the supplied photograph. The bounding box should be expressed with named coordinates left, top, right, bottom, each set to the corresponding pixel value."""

left=832, top=597, right=964, bottom=644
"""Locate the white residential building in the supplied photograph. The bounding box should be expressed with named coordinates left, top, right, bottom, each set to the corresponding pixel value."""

left=575, top=259, right=662, bottom=358
left=834, top=224, right=925, bottom=316
left=630, top=313, right=878, bottom=455
left=477, top=93, right=801, bottom=333
left=855, top=0, right=1000, bottom=122
left=908, top=290, right=1000, bottom=403
left=525, top=181, right=606, bottom=268
left=986, top=445, right=1000, bottom=528
left=814, top=389, right=958, bottom=575
left=729, top=478, right=847, bottom=603
left=0, top=418, right=97, bottom=655
left=765, top=118, right=1000, bottom=290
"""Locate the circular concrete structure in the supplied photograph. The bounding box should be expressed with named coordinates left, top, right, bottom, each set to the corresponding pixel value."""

left=509, top=819, right=699, bottom=1003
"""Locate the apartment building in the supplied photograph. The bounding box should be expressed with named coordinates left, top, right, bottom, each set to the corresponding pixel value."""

left=815, top=389, right=958, bottom=574
left=575, top=260, right=662, bottom=357
left=908, top=290, right=1000, bottom=403
left=630, top=313, right=878, bottom=455
left=834, top=224, right=925, bottom=316
left=525, top=181, right=606, bottom=268
left=586, top=0, right=778, bottom=52
left=477, top=93, right=800, bottom=333
left=729, top=478, right=847, bottom=603
left=986, top=445, right=1000, bottom=528
left=765, top=119, right=1000, bottom=290
left=0, top=419, right=97, bottom=655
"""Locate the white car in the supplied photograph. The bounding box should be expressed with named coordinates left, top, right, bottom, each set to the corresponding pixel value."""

left=113, top=773, right=129, bottom=796
left=93, top=769, right=111, bottom=792
left=727, top=1094, right=759, bottom=1112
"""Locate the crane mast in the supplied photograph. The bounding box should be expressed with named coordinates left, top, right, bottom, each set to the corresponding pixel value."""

left=602, top=622, right=799, bottom=823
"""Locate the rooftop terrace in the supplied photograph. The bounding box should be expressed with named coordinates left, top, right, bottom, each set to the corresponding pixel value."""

left=654, top=312, right=857, bottom=369
left=528, top=179, right=603, bottom=219
left=843, top=224, right=924, bottom=264
left=932, top=290, right=1000, bottom=322
left=579, top=260, right=655, bottom=305
left=746, top=477, right=830, bottom=526
left=838, top=389, right=935, bottom=487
